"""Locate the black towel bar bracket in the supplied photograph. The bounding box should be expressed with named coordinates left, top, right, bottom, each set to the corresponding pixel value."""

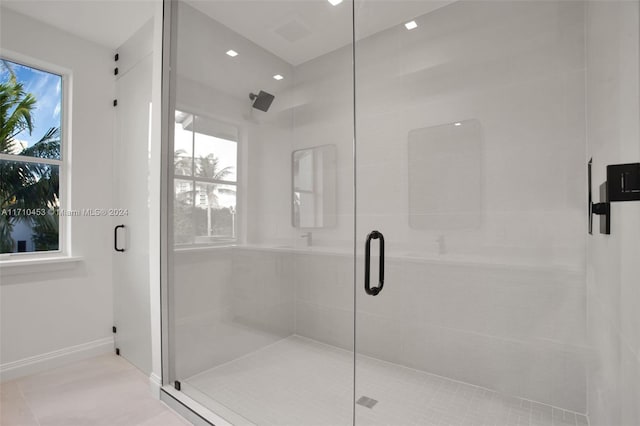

left=589, top=159, right=640, bottom=235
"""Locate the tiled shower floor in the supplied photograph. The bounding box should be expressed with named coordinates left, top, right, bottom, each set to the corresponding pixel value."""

left=186, top=336, right=588, bottom=426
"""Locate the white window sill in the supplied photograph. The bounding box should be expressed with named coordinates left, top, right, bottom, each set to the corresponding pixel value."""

left=0, top=256, right=83, bottom=277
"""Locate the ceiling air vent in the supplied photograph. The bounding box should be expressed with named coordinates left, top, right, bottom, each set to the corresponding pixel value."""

left=273, top=19, right=311, bottom=42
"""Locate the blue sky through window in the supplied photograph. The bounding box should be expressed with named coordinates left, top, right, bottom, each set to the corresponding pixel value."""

left=1, top=59, right=62, bottom=149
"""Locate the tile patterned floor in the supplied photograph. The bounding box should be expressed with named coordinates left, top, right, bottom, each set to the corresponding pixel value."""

left=187, top=336, right=589, bottom=426
left=0, top=355, right=190, bottom=426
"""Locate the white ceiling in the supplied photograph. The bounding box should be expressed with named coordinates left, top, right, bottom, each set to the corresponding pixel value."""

left=0, top=0, right=158, bottom=50
left=1, top=0, right=453, bottom=64
left=187, top=0, right=454, bottom=66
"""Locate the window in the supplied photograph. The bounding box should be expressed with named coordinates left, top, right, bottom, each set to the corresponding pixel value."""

left=173, top=111, right=237, bottom=245
left=0, top=58, right=64, bottom=255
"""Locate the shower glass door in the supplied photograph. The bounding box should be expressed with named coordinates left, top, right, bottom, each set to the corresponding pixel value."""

left=165, top=0, right=590, bottom=425
left=353, top=0, right=587, bottom=424
left=165, top=1, right=356, bottom=425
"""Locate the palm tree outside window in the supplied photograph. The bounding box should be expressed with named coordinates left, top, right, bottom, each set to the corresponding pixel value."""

left=173, top=111, right=237, bottom=245
left=0, top=58, right=63, bottom=255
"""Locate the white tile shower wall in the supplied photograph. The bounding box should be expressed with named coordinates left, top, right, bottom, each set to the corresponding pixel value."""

left=230, top=249, right=295, bottom=337
left=586, top=2, right=640, bottom=425
left=172, top=248, right=234, bottom=378
left=172, top=249, right=294, bottom=379
left=291, top=251, right=586, bottom=413
left=353, top=0, right=586, bottom=256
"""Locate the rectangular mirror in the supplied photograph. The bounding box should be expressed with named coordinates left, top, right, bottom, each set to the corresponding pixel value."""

left=408, top=119, right=483, bottom=230
left=292, top=145, right=337, bottom=229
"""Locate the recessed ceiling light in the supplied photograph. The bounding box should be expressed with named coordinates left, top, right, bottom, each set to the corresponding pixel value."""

left=454, top=122, right=462, bottom=126
left=405, top=21, right=418, bottom=30
left=328, top=0, right=343, bottom=5
left=226, top=50, right=238, bottom=57
left=273, top=74, right=284, bottom=81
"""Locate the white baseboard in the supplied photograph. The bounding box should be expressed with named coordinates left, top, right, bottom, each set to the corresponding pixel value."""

left=0, top=336, right=114, bottom=382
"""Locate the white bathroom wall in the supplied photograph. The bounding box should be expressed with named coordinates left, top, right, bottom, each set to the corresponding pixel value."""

left=0, top=8, right=115, bottom=378
left=586, top=2, right=640, bottom=425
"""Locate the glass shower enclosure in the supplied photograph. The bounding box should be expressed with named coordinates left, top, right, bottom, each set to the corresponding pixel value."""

left=161, top=1, right=634, bottom=425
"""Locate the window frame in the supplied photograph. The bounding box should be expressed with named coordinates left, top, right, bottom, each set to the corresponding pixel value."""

left=0, top=52, right=70, bottom=260
left=172, top=109, right=239, bottom=248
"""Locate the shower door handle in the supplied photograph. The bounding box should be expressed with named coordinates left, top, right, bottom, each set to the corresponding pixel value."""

left=114, top=225, right=125, bottom=252
left=364, top=230, right=384, bottom=296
